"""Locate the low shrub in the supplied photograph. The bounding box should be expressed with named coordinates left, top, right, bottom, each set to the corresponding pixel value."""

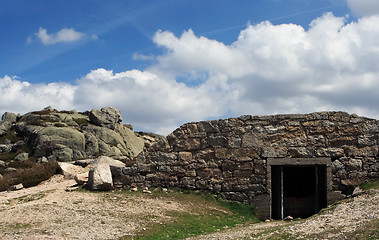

left=0, top=161, right=60, bottom=191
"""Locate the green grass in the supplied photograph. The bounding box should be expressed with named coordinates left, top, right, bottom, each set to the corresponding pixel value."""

left=6, top=223, right=32, bottom=230
left=121, top=190, right=260, bottom=240
left=6, top=190, right=54, bottom=205
left=360, top=179, right=379, bottom=190
left=343, top=218, right=379, bottom=240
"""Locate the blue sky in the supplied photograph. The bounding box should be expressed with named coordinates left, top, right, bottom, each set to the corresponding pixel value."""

left=1, top=0, right=379, bottom=134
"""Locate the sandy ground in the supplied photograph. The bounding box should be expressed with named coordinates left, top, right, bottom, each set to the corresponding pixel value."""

left=0, top=175, right=187, bottom=240
left=0, top=175, right=378, bottom=240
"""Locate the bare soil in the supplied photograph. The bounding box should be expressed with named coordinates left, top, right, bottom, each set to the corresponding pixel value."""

left=0, top=175, right=378, bottom=240
left=0, top=175, right=188, bottom=240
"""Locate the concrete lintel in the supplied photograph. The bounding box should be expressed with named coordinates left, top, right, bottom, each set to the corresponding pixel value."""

left=267, top=157, right=331, bottom=166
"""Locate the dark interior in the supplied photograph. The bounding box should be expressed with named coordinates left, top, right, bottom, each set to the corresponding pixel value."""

left=271, top=165, right=327, bottom=219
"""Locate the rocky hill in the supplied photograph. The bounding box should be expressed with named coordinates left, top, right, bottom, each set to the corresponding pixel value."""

left=0, top=106, right=145, bottom=164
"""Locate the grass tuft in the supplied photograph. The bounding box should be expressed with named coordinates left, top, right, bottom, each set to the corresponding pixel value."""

left=122, top=189, right=260, bottom=240
left=360, top=179, right=379, bottom=190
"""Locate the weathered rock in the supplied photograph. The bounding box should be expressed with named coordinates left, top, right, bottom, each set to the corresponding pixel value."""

left=0, top=112, right=17, bottom=135
left=0, top=144, right=12, bottom=153
left=74, top=173, right=88, bottom=185
left=0, top=160, right=6, bottom=168
left=2, top=112, right=17, bottom=123
left=5, top=167, right=16, bottom=172
left=33, top=127, right=85, bottom=161
left=15, top=152, right=29, bottom=162
left=89, top=156, right=126, bottom=169
left=58, top=162, right=87, bottom=179
left=89, top=107, right=122, bottom=130
left=1, top=107, right=143, bottom=162
left=38, top=157, right=48, bottom=163
left=88, top=161, right=113, bottom=191
left=10, top=183, right=24, bottom=191
left=84, top=125, right=132, bottom=158
left=352, top=186, right=364, bottom=197
left=74, top=159, right=94, bottom=167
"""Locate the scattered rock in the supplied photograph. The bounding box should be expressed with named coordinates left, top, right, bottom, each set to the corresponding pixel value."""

left=5, top=167, right=16, bottom=172
left=74, top=173, right=88, bottom=185
left=58, top=162, right=87, bottom=179
left=0, top=160, right=6, bottom=168
left=38, top=156, right=48, bottom=163
left=74, top=159, right=94, bottom=167
left=284, top=216, right=293, bottom=221
left=352, top=186, right=364, bottom=197
left=65, top=186, right=79, bottom=192
left=10, top=183, right=24, bottom=191
left=15, top=152, right=29, bottom=162
left=131, top=187, right=138, bottom=192
left=88, top=161, right=113, bottom=191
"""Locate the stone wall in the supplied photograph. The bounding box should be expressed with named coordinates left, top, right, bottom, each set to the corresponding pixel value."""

left=115, top=111, right=379, bottom=219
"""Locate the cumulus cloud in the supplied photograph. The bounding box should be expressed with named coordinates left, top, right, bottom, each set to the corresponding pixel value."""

left=0, top=75, right=76, bottom=114
left=4, top=12, right=379, bottom=134
left=149, top=12, right=379, bottom=120
left=347, top=0, right=379, bottom=17
left=73, top=68, right=227, bottom=133
left=31, top=27, right=85, bottom=45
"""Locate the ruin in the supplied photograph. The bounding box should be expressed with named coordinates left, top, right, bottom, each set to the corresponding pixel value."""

left=1, top=108, right=378, bottom=220
left=115, top=111, right=379, bottom=220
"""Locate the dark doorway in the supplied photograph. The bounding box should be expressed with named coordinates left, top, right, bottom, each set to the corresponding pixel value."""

left=271, top=165, right=327, bottom=219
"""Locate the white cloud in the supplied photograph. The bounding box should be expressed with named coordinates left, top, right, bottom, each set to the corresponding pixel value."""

left=347, top=0, right=379, bottom=17
left=4, top=12, right=379, bottom=134
left=73, top=68, right=226, bottom=133
left=0, top=75, right=76, bottom=114
left=148, top=12, right=379, bottom=120
left=132, top=53, right=155, bottom=61
left=91, top=34, right=99, bottom=40
left=32, top=27, right=85, bottom=45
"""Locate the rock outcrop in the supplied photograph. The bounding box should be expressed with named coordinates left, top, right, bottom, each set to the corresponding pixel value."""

left=0, top=106, right=144, bottom=162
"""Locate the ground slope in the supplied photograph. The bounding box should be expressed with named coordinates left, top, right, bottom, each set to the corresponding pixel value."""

left=0, top=175, right=378, bottom=240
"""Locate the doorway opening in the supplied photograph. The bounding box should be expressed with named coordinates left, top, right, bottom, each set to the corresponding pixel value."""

left=271, top=165, right=327, bottom=219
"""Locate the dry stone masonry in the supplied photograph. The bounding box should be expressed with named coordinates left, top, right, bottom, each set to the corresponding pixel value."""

left=1, top=107, right=378, bottom=220
left=115, top=111, right=379, bottom=219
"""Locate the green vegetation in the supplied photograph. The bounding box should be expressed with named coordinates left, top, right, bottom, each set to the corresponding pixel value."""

left=7, top=223, right=32, bottom=230
left=6, top=190, right=54, bottom=205
left=360, top=179, right=379, bottom=190
left=0, top=131, right=20, bottom=144
left=0, top=161, right=60, bottom=191
left=121, top=189, right=260, bottom=240
left=343, top=218, right=379, bottom=240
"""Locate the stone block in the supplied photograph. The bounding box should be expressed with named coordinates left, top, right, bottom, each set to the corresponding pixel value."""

left=196, top=168, right=213, bottom=178
left=179, top=151, right=193, bottom=163
left=173, top=138, right=201, bottom=151
left=262, top=147, right=287, bottom=158
left=180, top=177, right=195, bottom=189
left=207, top=136, right=227, bottom=147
